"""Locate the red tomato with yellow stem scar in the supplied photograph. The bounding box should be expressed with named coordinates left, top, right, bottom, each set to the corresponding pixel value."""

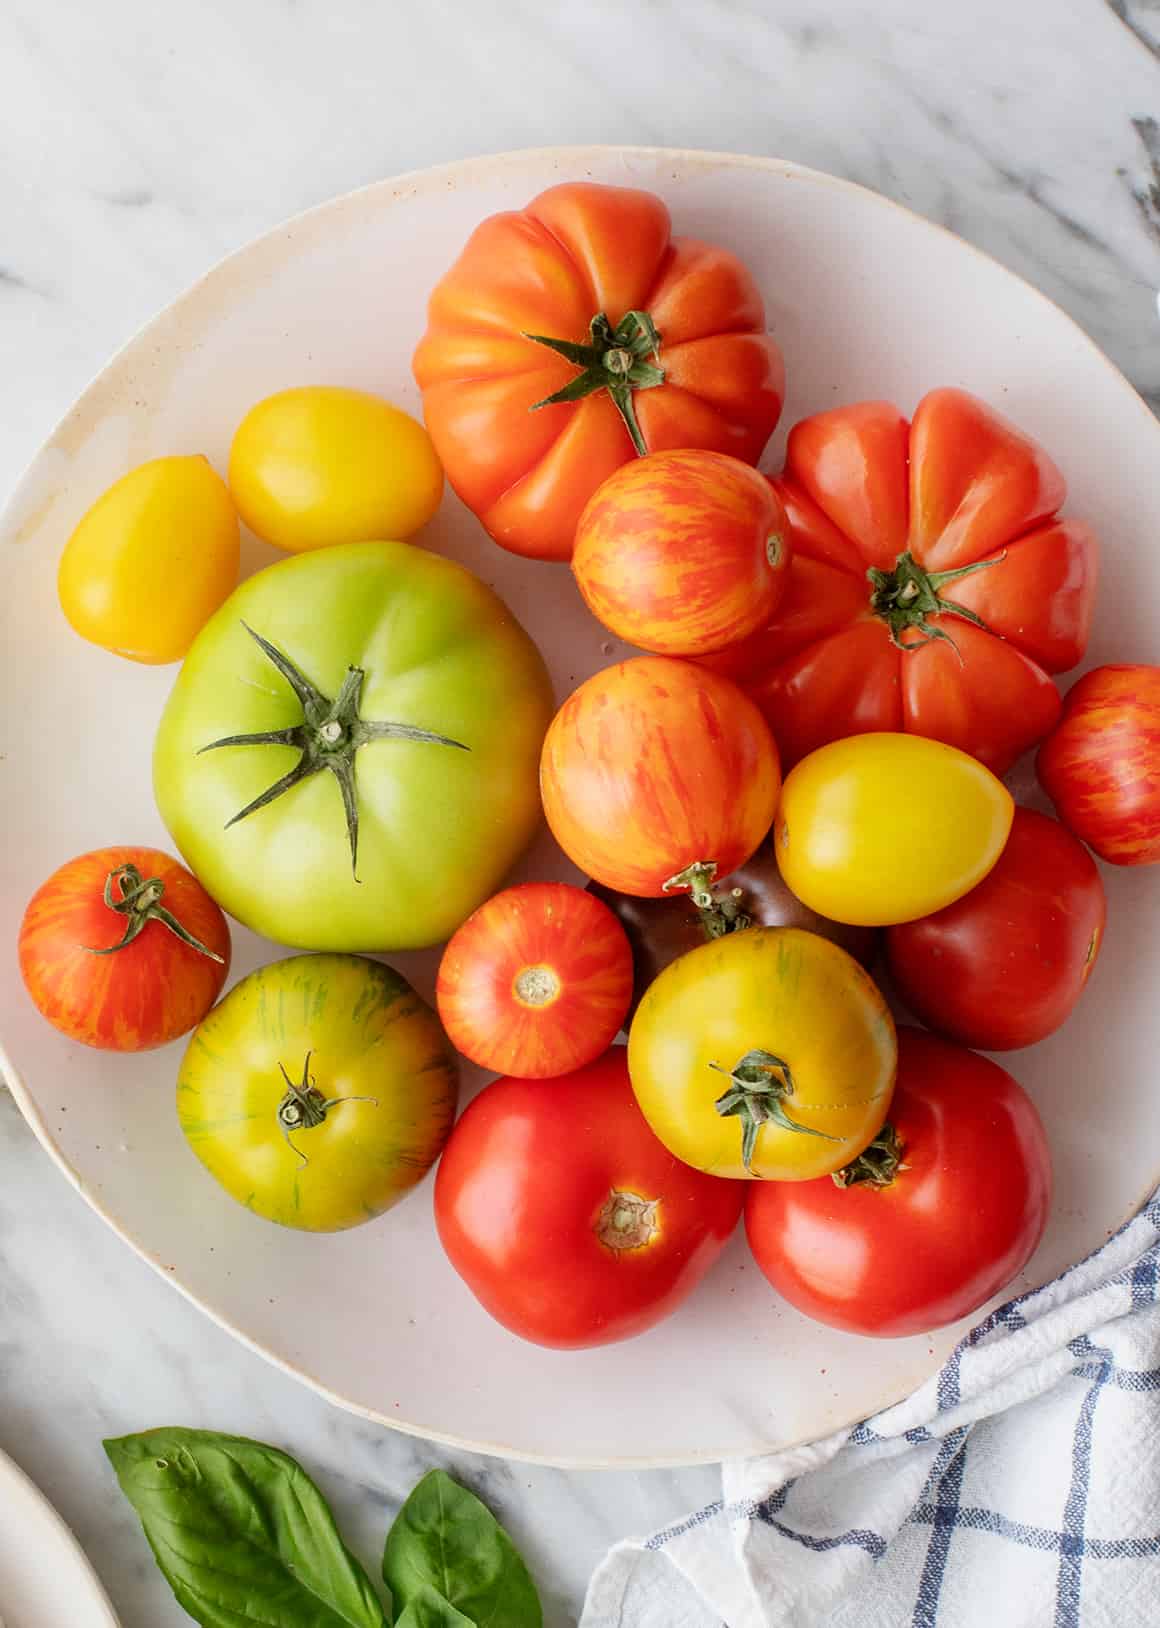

left=18, top=846, right=230, bottom=1051
left=572, top=449, right=792, bottom=655
left=540, top=656, right=781, bottom=897
left=434, top=1048, right=745, bottom=1348
left=436, top=882, right=633, bottom=1078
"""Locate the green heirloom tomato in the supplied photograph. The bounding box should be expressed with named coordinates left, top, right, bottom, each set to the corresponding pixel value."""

left=178, top=953, right=458, bottom=1231
left=154, top=540, right=553, bottom=951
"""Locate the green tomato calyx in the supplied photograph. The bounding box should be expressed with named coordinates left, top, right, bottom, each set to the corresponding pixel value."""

left=595, top=1187, right=659, bottom=1252
left=831, top=1122, right=906, bottom=1189
left=275, top=1052, right=378, bottom=1169
left=85, top=861, right=224, bottom=962
left=710, top=1048, right=840, bottom=1172
left=664, top=860, right=753, bottom=939
left=522, top=309, right=664, bottom=457
left=867, top=550, right=1005, bottom=657
left=199, top=622, right=469, bottom=881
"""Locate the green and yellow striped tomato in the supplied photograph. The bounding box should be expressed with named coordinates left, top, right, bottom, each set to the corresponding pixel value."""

left=177, top=953, right=458, bottom=1231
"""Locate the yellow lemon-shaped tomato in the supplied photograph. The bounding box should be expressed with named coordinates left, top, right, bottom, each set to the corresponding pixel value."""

left=58, top=456, right=239, bottom=663
left=776, top=732, right=1014, bottom=927
left=178, top=953, right=458, bottom=1231
left=228, top=386, right=443, bottom=551
left=628, top=927, right=896, bottom=1181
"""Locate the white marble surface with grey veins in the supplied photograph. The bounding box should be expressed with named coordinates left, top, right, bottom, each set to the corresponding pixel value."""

left=2, top=1, right=1159, bottom=1623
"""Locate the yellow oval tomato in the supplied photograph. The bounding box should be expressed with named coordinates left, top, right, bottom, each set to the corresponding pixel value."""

left=627, top=927, right=896, bottom=1181
left=177, top=953, right=458, bottom=1231
left=775, top=732, right=1014, bottom=927
left=58, top=456, right=239, bottom=663
left=228, top=386, right=443, bottom=552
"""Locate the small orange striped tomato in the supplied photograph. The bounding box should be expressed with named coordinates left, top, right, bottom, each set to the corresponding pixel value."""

left=572, top=449, right=791, bottom=655
left=1037, top=665, right=1160, bottom=865
left=436, top=882, right=633, bottom=1078
left=540, top=656, right=781, bottom=898
left=18, top=847, right=230, bottom=1050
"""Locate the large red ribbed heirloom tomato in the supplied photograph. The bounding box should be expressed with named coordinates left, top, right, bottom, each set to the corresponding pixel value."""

left=413, top=182, right=785, bottom=560
left=704, top=388, right=1098, bottom=773
left=540, top=656, right=781, bottom=897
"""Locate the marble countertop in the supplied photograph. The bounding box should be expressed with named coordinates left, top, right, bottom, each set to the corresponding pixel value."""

left=2, top=1, right=1159, bottom=1622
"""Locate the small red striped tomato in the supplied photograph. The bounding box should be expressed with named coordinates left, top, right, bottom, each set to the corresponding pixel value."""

left=1037, top=665, right=1160, bottom=864
left=540, top=656, right=781, bottom=898
left=18, top=847, right=230, bottom=1050
left=436, top=882, right=633, bottom=1078
left=572, top=449, right=791, bottom=655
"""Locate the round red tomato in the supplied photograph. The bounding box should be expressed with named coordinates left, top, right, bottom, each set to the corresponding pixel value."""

left=540, top=656, right=781, bottom=897
left=436, top=882, right=633, bottom=1078
left=572, top=449, right=791, bottom=655
left=19, top=847, right=230, bottom=1051
left=414, top=181, right=784, bottom=561
left=435, top=1048, right=744, bottom=1348
left=703, top=389, right=1098, bottom=773
left=1037, top=664, right=1160, bottom=864
left=745, top=1028, right=1052, bottom=1337
left=886, top=807, right=1105, bottom=1050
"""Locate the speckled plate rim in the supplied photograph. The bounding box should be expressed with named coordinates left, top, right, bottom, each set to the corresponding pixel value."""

left=3, top=144, right=1159, bottom=1470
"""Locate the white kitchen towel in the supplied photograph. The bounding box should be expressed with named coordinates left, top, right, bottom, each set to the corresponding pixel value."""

left=582, top=1189, right=1160, bottom=1628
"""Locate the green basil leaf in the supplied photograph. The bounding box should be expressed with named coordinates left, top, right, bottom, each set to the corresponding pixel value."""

left=383, top=1470, right=542, bottom=1628
left=394, top=1583, right=475, bottom=1627
left=104, top=1428, right=387, bottom=1628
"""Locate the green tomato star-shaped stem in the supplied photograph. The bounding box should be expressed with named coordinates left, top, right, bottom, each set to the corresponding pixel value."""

left=709, top=1049, right=840, bottom=1172
left=522, top=309, right=665, bottom=456
left=199, top=623, right=469, bottom=880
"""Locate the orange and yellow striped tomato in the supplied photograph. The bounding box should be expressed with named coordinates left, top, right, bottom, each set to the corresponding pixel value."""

left=1038, top=664, right=1160, bottom=865
left=18, top=847, right=230, bottom=1050
left=436, top=882, right=634, bottom=1078
left=540, top=656, right=781, bottom=897
left=572, top=449, right=791, bottom=655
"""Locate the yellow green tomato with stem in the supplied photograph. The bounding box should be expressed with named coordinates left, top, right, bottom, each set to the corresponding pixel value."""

left=177, top=953, right=458, bottom=1231
left=628, top=926, right=896, bottom=1181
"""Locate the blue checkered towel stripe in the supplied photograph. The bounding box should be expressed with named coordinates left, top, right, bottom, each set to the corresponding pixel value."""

left=582, top=1190, right=1160, bottom=1628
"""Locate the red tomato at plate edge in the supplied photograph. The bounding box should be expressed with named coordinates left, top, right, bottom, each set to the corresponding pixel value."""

left=434, top=1048, right=745, bottom=1349
left=744, top=1028, right=1052, bottom=1338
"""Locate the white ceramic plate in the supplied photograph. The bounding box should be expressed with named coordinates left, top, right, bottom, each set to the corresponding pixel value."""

left=3, top=146, right=1159, bottom=1468
left=0, top=1446, right=120, bottom=1627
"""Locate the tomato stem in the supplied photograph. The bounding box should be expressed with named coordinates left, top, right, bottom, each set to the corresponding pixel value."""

left=867, top=550, right=1006, bottom=657
left=523, top=309, right=665, bottom=457
left=275, top=1052, right=379, bottom=1168
left=710, top=1049, right=840, bottom=1171
left=831, top=1122, right=905, bottom=1189
left=84, top=862, right=223, bottom=962
left=198, top=623, right=469, bottom=881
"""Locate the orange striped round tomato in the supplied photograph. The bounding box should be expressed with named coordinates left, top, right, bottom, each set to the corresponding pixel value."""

left=18, top=847, right=230, bottom=1050
left=436, top=882, right=633, bottom=1077
left=572, top=449, right=791, bottom=655
left=1038, top=665, right=1160, bottom=865
left=540, top=656, right=781, bottom=897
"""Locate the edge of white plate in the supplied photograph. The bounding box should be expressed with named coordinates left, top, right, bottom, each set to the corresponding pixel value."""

left=0, top=1445, right=122, bottom=1626
left=3, top=143, right=1159, bottom=1469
